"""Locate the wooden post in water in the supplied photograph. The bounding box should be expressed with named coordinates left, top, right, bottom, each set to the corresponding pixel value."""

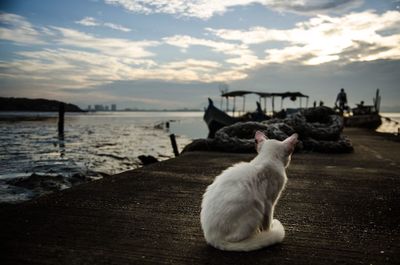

left=169, top=134, right=179, bottom=157
left=58, top=103, right=65, bottom=135
left=242, top=96, right=246, bottom=114
left=233, top=96, right=236, bottom=116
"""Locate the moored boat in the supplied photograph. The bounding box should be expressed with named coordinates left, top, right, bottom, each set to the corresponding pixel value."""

left=344, top=89, right=382, bottom=129
left=204, top=91, right=309, bottom=138
left=204, top=98, right=239, bottom=138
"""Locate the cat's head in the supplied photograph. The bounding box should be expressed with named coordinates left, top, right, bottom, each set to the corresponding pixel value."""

left=255, top=130, right=298, bottom=167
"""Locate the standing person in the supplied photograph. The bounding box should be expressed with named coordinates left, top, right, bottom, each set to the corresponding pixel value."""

left=335, top=88, right=347, bottom=113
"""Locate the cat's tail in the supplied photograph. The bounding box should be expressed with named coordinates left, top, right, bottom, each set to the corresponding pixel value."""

left=210, top=220, right=285, bottom=252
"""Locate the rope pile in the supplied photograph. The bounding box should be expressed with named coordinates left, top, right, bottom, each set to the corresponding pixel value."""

left=183, top=106, right=353, bottom=153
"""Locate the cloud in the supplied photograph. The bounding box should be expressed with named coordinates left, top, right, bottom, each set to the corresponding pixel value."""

left=75, top=17, right=100, bottom=26
left=0, top=17, right=252, bottom=85
left=53, top=27, right=156, bottom=58
left=1, top=9, right=399, bottom=101
left=75, top=16, right=131, bottom=32
left=265, top=0, right=363, bottom=15
left=104, top=0, right=363, bottom=19
left=0, top=10, right=248, bottom=90
left=163, top=35, right=263, bottom=69
left=206, top=26, right=284, bottom=45
left=163, top=59, right=221, bottom=71
left=1, top=47, right=162, bottom=89
left=0, top=12, right=45, bottom=44
left=103, top=22, right=131, bottom=32
left=163, top=34, right=238, bottom=54
left=0, top=49, right=117, bottom=89
left=208, top=10, right=400, bottom=65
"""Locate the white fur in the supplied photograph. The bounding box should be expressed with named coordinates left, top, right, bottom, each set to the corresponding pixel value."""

left=200, top=132, right=298, bottom=251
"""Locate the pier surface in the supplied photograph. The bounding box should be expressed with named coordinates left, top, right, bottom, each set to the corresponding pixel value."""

left=1, top=128, right=399, bottom=265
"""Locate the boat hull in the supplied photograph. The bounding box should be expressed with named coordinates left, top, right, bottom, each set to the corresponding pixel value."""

left=203, top=98, right=270, bottom=138
left=203, top=99, right=238, bottom=138
left=344, top=114, right=382, bottom=129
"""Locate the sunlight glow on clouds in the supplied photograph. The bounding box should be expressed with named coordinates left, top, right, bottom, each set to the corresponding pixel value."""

left=208, top=10, right=400, bottom=65
left=0, top=8, right=399, bottom=92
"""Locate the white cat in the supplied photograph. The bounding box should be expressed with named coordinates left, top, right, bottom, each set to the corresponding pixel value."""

left=200, top=131, right=298, bottom=251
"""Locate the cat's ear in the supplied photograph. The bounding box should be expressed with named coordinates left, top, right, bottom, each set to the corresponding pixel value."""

left=255, top=130, right=267, bottom=152
left=255, top=130, right=268, bottom=142
left=283, top=133, right=298, bottom=154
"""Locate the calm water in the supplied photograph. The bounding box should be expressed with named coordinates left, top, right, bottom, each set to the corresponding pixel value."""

left=0, top=111, right=206, bottom=203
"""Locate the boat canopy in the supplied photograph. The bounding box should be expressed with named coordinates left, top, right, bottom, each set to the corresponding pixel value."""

left=219, top=90, right=310, bottom=115
left=220, top=90, right=253, bottom=97
left=221, top=91, right=309, bottom=99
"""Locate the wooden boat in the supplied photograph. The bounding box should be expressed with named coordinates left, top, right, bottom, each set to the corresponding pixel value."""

left=344, top=89, right=382, bottom=129
left=344, top=114, right=382, bottom=129
left=204, top=98, right=239, bottom=138
left=204, top=91, right=309, bottom=138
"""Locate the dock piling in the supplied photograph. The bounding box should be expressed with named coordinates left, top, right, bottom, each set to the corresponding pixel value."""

left=58, top=103, right=65, bottom=135
left=169, top=133, right=179, bottom=157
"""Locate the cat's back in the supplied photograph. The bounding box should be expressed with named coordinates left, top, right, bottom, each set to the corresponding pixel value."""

left=209, top=162, right=257, bottom=187
left=202, top=162, right=258, bottom=207
left=201, top=161, right=263, bottom=240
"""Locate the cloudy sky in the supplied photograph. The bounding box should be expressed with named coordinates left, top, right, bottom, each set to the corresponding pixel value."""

left=0, top=0, right=399, bottom=110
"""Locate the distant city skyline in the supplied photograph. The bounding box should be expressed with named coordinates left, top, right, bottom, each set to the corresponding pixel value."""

left=0, top=1, right=399, bottom=111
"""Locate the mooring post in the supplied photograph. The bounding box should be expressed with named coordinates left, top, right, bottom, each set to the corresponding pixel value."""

left=169, top=134, right=179, bottom=157
left=58, top=103, right=65, bottom=135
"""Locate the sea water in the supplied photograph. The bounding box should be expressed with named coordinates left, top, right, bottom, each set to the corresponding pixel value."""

left=0, top=111, right=206, bottom=203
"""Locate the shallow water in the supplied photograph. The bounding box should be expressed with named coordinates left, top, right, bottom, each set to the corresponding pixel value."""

left=376, top=112, right=400, bottom=134
left=0, top=111, right=206, bottom=203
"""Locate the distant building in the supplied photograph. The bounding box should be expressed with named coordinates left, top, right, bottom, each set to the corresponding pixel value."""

left=105, top=105, right=109, bottom=111
left=87, top=105, right=92, bottom=111
left=111, top=104, right=117, bottom=111
left=94, top=104, right=104, bottom=111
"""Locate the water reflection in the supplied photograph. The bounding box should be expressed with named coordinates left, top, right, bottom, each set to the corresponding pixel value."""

left=58, top=133, right=65, bottom=158
left=0, top=111, right=205, bottom=203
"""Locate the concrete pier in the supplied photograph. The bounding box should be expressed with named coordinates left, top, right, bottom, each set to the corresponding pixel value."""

left=1, top=128, right=399, bottom=265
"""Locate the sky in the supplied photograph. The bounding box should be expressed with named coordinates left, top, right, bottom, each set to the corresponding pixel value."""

left=0, top=0, right=399, bottom=111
